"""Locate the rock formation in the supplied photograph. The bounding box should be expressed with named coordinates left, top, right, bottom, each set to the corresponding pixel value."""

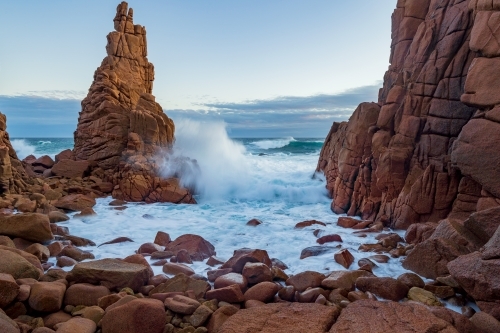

left=0, top=113, right=31, bottom=194
left=317, top=0, right=500, bottom=319
left=71, top=1, right=194, bottom=204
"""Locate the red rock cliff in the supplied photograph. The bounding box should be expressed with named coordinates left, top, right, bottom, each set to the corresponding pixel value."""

left=72, top=2, right=194, bottom=204
left=317, top=0, right=488, bottom=229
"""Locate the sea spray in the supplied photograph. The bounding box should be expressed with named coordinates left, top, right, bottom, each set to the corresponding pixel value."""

left=159, top=119, right=329, bottom=203
left=11, top=139, right=36, bottom=159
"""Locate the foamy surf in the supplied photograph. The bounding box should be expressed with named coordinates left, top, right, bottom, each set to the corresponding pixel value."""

left=250, top=137, right=296, bottom=150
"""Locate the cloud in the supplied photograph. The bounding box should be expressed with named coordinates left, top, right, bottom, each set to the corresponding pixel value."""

left=0, top=83, right=380, bottom=138
left=167, top=83, right=381, bottom=137
left=0, top=95, right=80, bottom=137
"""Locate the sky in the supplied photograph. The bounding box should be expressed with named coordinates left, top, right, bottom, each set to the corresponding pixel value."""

left=0, top=0, right=396, bottom=138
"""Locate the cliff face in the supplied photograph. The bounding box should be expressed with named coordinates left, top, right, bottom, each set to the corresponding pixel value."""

left=72, top=2, right=194, bottom=203
left=317, top=0, right=492, bottom=229
left=0, top=113, right=30, bottom=194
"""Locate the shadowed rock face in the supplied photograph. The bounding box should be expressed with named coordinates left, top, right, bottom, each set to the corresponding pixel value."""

left=317, top=0, right=500, bottom=228
left=72, top=2, right=194, bottom=203
left=0, top=113, right=31, bottom=194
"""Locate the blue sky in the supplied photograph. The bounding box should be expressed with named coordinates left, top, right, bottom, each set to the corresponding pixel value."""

left=0, top=1, right=396, bottom=137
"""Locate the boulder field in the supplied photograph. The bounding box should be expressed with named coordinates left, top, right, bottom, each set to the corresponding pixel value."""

left=1, top=0, right=500, bottom=332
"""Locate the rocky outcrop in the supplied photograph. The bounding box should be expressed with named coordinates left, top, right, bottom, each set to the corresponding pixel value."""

left=71, top=1, right=194, bottom=204
left=318, top=0, right=500, bottom=319
left=0, top=113, right=31, bottom=194
left=317, top=0, right=479, bottom=227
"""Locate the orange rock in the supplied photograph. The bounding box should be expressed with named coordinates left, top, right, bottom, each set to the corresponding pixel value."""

left=162, top=262, right=195, bottom=276
left=221, top=248, right=272, bottom=273
left=54, top=317, right=96, bottom=333
left=100, top=298, right=166, bottom=333
left=166, top=234, right=216, bottom=261
left=54, top=194, right=96, bottom=212
left=334, top=249, right=355, bottom=269
left=0, top=248, right=41, bottom=279
left=28, top=281, right=66, bottom=312
left=0, top=273, right=19, bottom=308
left=294, top=220, right=326, bottom=229
left=206, top=284, right=245, bottom=303
left=242, top=262, right=273, bottom=284
left=0, top=213, right=53, bottom=243
left=64, top=283, right=111, bottom=306
left=243, top=281, right=280, bottom=303
left=51, top=160, right=90, bottom=179
left=285, top=271, right=325, bottom=292
left=214, top=273, right=248, bottom=291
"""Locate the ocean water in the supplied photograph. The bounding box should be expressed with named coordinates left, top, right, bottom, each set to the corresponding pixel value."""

left=11, top=121, right=412, bottom=285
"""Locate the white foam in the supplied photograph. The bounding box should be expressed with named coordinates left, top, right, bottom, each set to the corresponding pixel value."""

left=250, top=137, right=296, bottom=150
left=11, top=139, right=36, bottom=159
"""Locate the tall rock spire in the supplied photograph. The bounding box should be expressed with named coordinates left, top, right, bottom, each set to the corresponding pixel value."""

left=72, top=2, right=193, bottom=204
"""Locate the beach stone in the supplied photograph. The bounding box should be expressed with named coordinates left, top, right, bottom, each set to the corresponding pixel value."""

left=330, top=300, right=458, bottom=332
left=206, top=284, right=245, bottom=303
left=355, top=277, right=409, bottom=301
left=278, top=285, right=296, bottom=301
left=174, top=249, right=193, bottom=264
left=424, top=284, right=455, bottom=299
left=470, top=312, right=500, bottom=333
left=337, top=217, right=359, bottom=228
left=47, top=211, right=69, bottom=223
left=206, top=256, right=225, bottom=267
left=221, top=248, right=272, bottom=273
left=0, top=249, right=41, bottom=279
left=149, top=273, right=210, bottom=299
left=123, top=254, right=154, bottom=277
left=43, top=311, right=71, bottom=329
left=334, top=249, right=355, bottom=269
left=56, top=256, right=77, bottom=268
left=214, top=273, right=248, bottom=291
left=101, top=298, right=166, bottom=333
left=297, top=287, right=329, bottom=303
left=286, top=271, right=325, bottom=292
left=317, top=234, right=343, bottom=244
left=295, top=220, right=326, bottom=228
left=138, top=242, right=163, bottom=254
left=407, top=287, right=443, bottom=307
left=206, top=305, right=239, bottom=333
left=66, top=258, right=150, bottom=292
left=24, top=243, right=50, bottom=262
left=243, top=281, right=280, bottom=303
left=28, top=281, right=66, bottom=312
left=40, top=268, right=67, bottom=282
left=0, top=273, right=19, bottom=308
left=0, top=236, right=15, bottom=248
left=300, top=246, right=336, bottom=259
left=397, top=272, right=425, bottom=289
left=189, top=305, right=213, bottom=327
left=271, top=266, right=289, bottom=281
left=242, top=262, right=273, bottom=284
left=54, top=194, right=95, bottom=212
left=17, top=284, right=30, bottom=301
left=72, top=306, right=105, bottom=325
left=321, top=270, right=372, bottom=291
left=64, top=283, right=111, bottom=306
left=54, top=317, right=96, bottom=333
left=369, top=255, right=390, bottom=263
left=166, top=234, right=215, bottom=261
left=0, top=311, right=20, bottom=333
left=163, top=262, right=195, bottom=276
left=164, top=295, right=200, bottom=314
left=150, top=250, right=174, bottom=259
left=97, top=293, right=123, bottom=310
left=207, top=268, right=233, bottom=282
left=58, top=246, right=94, bottom=262
left=218, top=303, right=340, bottom=333
left=51, top=160, right=90, bottom=179
left=0, top=213, right=53, bottom=243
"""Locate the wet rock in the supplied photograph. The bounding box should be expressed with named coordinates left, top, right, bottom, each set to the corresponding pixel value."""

left=334, top=249, right=355, bottom=269
left=58, top=246, right=94, bottom=262
left=242, top=262, right=272, bottom=284
left=56, top=256, right=77, bottom=268
left=47, top=211, right=69, bottom=223
left=300, top=246, right=336, bottom=259
left=153, top=231, right=171, bottom=246
left=246, top=219, right=262, bottom=226
left=137, top=242, right=163, bottom=254
left=316, top=234, right=342, bottom=245
left=0, top=248, right=41, bottom=279
left=214, top=273, right=247, bottom=291
left=207, top=268, right=233, bottom=282
left=355, top=277, right=409, bottom=301
left=189, top=304, right=214, bottom=327
left=98, top=237, right=134, bottom=247
left=470, top=312, right=500, bottom=333
left=164, top=295, right=200, bottom=315
left=221, top=248, right=272, bottom=273
left=424, top=284, right=455, bottom=299
left=163, top=262, right=195, bottom=276
left=337, top=217, right=359, bottom=228
left=149, top=273, right=210, bottom=299
left=206, top=305, right=239, bottom=333
left=294, top=220, right=326, bottom=229
left=206, top=256, right=225, bottom=267
left=166, top=234, right=215, bottom=261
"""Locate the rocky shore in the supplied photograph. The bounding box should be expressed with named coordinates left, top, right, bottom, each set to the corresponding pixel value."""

left=1, top=1, right=500, bottom=333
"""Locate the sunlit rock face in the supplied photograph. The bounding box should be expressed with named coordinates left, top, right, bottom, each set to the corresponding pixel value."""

left=73, top=1, right=194, bottom=204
